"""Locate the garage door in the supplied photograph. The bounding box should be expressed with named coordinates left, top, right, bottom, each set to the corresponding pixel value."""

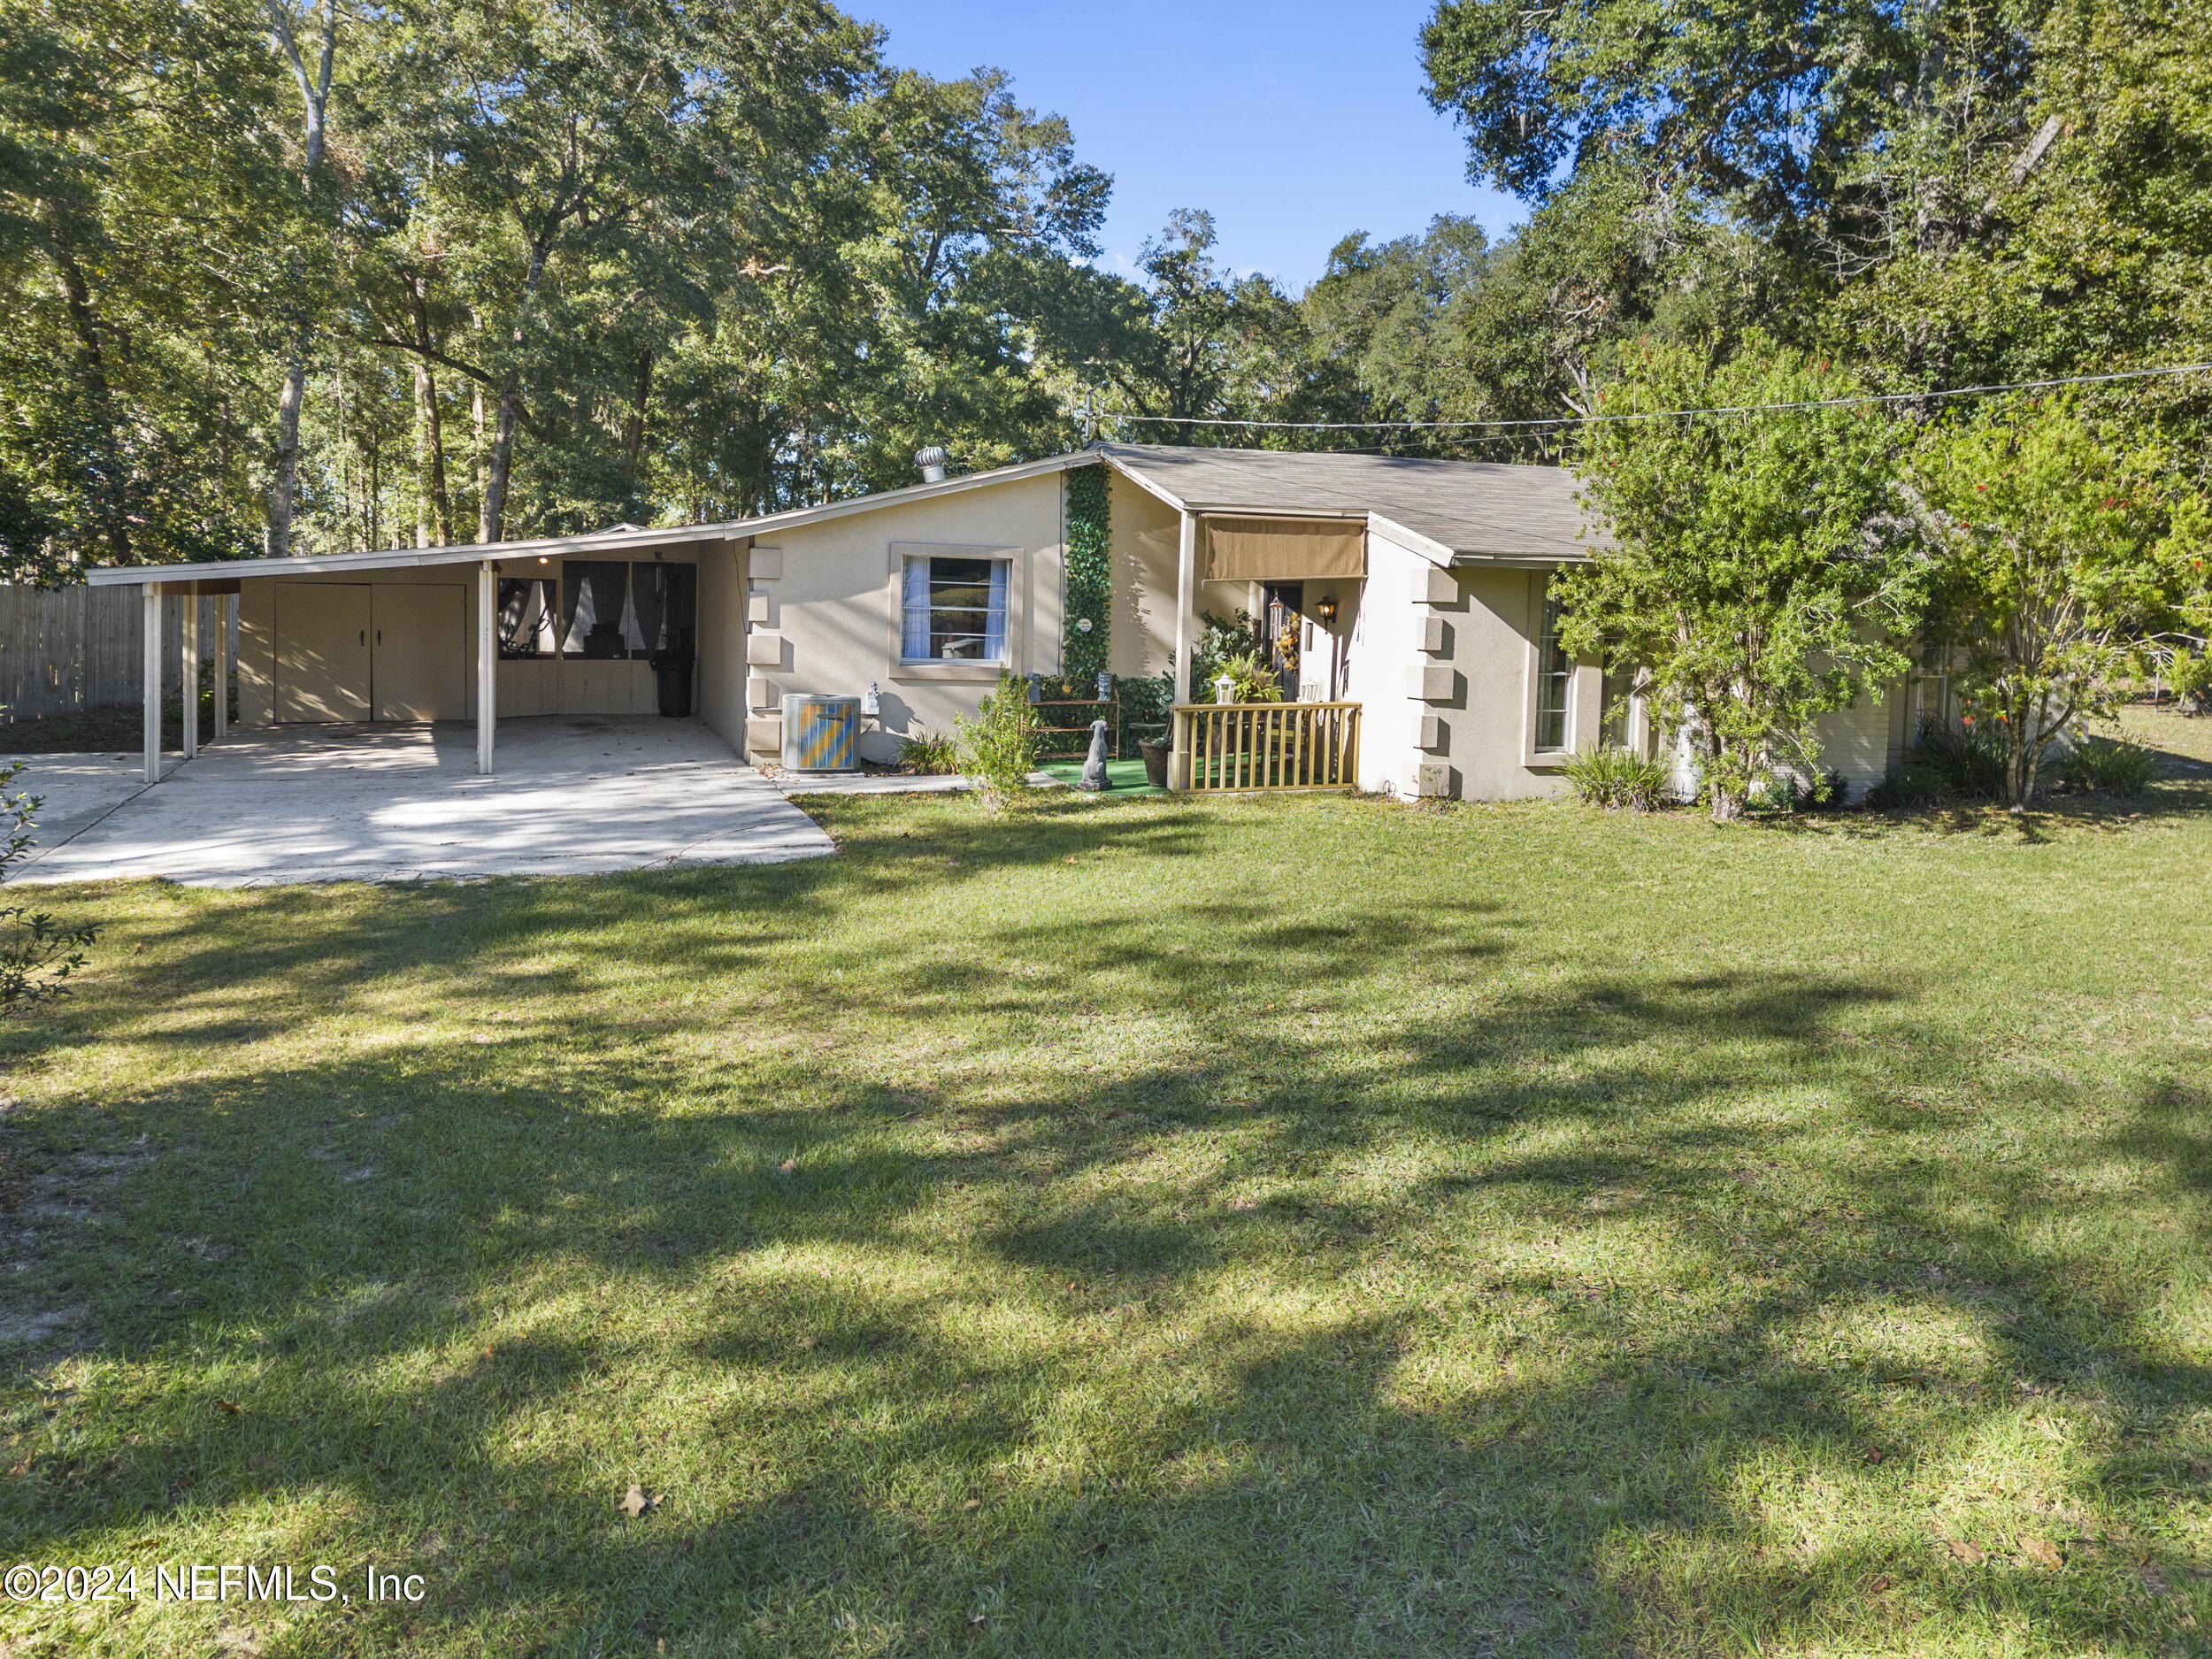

left=274, top=583, right=371, bottom=723
left=373, top=585, right=466, bottom=720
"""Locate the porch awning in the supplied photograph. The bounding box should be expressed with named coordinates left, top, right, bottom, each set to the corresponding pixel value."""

left=1200, top=516, right=1366, bottom=582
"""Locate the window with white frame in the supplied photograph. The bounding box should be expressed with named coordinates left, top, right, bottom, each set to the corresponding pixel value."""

left=1533, top=588, right=1572, bottom=751
left=901, top=554, right=1009, bottom=663
left=1601, top=661, right=1638, bottom=749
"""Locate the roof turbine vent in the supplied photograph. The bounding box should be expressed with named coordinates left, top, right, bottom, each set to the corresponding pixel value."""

left=914, top=444, right=949, bottom=485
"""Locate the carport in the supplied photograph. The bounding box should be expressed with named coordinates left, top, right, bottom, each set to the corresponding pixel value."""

left=85, top=526, right=741, bottom=785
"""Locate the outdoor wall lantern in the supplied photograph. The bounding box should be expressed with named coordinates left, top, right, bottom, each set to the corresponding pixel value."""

left=1314, top=595, right=1338, bottom=627
left=862, top=681, right=881, bottom=718
left=1214, top=672, right=1239, bottom=704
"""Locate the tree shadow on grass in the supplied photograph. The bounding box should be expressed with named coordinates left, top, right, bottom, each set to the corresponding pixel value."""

left=0, top=804, right=2205, bottom=1654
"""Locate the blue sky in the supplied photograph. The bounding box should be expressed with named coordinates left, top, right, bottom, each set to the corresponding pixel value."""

left=850, top=1, right=1525, bottom=293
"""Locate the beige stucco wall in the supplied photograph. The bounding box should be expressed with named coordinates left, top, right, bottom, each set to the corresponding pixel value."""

left=1343, top=546, right=1600, bottom=802
left=696, top=540, right=745, bottom=750
left=1107, top=469, right=1179, bottom=680
left=741, top=471, right=1068, bottom=763
left=1810, top=687, right=1907, bottom=798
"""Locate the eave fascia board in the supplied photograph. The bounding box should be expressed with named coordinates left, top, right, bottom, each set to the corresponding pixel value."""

left=1448, top=552, right=1594, bottom=568
left=1365, top=513, right=1455, bottom=569
left=83, top=523, right=744, bottom=588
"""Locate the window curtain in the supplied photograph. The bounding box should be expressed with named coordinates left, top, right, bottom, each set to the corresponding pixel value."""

left=983, top=560, right=1009, bottom=661
left=901, top=559, right=930, bottom=659
left=562, top=563, right=630, bottom=658
left=630, top=566, right=665, bottom=658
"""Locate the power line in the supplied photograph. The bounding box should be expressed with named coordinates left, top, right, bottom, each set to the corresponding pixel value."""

left=1094, top=359, right=2212, bottom=434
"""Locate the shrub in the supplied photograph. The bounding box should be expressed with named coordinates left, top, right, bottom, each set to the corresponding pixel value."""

left=0, top=759, right=96, bottom=1014
left=1189, top=610, right=1267, bottom=697
left=1858, top=721, right=2017, bottom=814
left=1205, top=651, right=1283, bottom=704
left=1865, top=720, right=2016, bottom=809
left=1864, top=759, right=1946, bottom=811
left=1117, top=672, right=1175, bottom=758
left=1746, top=767, right=1850, bottom=815
left=1561, top=745, right=1670, bottom=810
left=2057, top=735, right=2155, bottom=796
left=2170, top=647, right=2212, bottom=715
left=952, top=674, right=1041, bottom=814
left=900, top=728, right=957, bottom=775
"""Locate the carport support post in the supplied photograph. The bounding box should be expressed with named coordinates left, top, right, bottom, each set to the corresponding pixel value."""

left=1168, top=510, right=1197, bottom=792
left=212, top=595, right=232, bottom=741
left=180, top=592, right=199, bottom=761
left=142, top=585, right=162, bottom=784
left=477, top=560, right=495, bottom=775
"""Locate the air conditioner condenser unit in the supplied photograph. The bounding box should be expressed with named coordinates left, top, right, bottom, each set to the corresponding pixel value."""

left=780, top=693, right=861, bottom=772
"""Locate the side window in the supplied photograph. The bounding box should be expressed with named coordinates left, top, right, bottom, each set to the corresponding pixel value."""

left=1533, top=588, right=1572, bottom=752
left=1601, top=663, right=1637, bottom=749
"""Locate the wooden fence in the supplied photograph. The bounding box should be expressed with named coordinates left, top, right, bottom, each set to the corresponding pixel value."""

left=1173, top=701, right=1361, bottom=793
left=0, top=584, right=231, bottom=723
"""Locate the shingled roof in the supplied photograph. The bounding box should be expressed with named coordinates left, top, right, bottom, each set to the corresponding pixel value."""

left=1094, top=442, right=1601, bottom=564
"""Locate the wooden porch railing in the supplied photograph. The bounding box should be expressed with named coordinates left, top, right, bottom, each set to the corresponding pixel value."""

left=1172, top=701, right=1360, bottom=793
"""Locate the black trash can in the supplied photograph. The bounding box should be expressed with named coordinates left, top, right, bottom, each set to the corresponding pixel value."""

left=653, top=653, right=695, bottom=718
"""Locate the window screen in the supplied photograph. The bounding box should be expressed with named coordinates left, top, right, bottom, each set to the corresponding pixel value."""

left=1534, top=591, right=1571, bottom=752
left=901, top=556, right=1008, bottom=662
left=555, top=562, right=696, bottom=661
left=561, top=563, right=633, bottom=659
left=496, top=579, right=557, bottom=659
left=634, top=563, right=696, bottom=660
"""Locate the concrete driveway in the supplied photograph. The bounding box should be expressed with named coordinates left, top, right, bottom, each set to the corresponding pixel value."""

left=5, top=717, right=834, bottom=887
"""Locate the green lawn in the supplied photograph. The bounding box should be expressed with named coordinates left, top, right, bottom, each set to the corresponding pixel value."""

left=3, top=717, right=2210, bottom=1657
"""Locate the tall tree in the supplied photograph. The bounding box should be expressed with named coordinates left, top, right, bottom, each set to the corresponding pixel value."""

left=1558, top=336, right=1921, bottom=819
left=258, top=0, right=335, bottom=557
left=352, top=0, right=871, bottom=541
left=1046, top=211, right=1331, bottom=446
left=0, top=0, right=297, bottom=574
left=1908, top=398, right=2204, bottom=806
left=1299, top=216, right=1488, bottom=449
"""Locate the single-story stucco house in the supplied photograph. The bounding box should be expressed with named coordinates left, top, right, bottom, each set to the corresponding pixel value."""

left=84, top=442, right=1925, bottom=802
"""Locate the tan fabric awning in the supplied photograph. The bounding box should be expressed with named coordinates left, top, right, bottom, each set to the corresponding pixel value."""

left=1200, top=516, right=1366, bottom=582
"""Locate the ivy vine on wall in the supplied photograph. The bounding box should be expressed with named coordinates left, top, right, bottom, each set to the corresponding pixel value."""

left=1063, top=463, right=1111, bottom=685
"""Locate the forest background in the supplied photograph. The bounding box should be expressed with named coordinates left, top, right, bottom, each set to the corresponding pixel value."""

left=0, top=0, right=2204, bottom=579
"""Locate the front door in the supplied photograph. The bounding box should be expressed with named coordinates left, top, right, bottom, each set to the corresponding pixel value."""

left=372, top=584, right=466, bottom=720
left=274, top=582, right=371, bottom=722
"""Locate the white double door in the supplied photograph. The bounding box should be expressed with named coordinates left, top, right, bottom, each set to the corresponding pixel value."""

left=274, top=582, right=466, bottom=723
